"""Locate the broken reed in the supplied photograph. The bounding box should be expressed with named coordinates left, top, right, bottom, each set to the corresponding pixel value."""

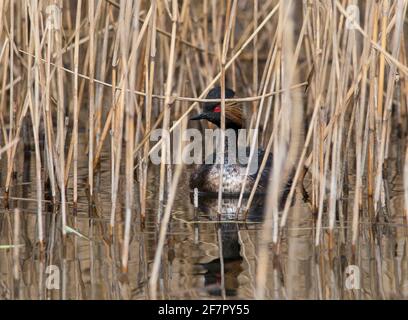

left=0, top=0, right=408, bottom=298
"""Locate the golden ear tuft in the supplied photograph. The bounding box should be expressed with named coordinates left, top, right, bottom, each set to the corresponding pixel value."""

left=225, top=102, right=244, bottom=128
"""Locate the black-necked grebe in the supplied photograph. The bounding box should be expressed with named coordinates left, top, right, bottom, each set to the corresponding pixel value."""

left=189, top=86, right=273, bottom=195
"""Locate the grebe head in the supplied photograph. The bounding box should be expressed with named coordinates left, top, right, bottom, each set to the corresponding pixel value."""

left=191, top=86, right=243, bottom=130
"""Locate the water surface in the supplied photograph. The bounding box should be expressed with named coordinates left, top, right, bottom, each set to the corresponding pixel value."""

left=0, top=137, right=407, bottom=300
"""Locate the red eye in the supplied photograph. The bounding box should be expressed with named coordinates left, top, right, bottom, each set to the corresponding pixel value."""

left=213, top=105, right=221, bottom=113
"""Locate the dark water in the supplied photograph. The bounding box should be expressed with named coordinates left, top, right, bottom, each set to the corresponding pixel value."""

left=0, top=136, right=408, bottom=300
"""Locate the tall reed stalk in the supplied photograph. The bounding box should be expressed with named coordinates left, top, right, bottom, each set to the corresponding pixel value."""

left=0, top=0, right=407, bottom=300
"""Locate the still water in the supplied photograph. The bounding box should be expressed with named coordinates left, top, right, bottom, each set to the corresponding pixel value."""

left=0, top=135, right=407, bottom=300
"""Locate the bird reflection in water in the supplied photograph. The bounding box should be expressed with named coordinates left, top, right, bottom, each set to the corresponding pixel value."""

left=191, top=193, right=265, bottom=297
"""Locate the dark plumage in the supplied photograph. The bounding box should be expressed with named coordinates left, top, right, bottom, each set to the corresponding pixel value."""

left=189, top=86, right=273, bottom=195
left=189, top=148, right=272, bottom=195
left=190, top=87, right=243, bottom=130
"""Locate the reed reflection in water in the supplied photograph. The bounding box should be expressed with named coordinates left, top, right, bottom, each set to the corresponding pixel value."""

left=1, top=145, right=407, bottom=299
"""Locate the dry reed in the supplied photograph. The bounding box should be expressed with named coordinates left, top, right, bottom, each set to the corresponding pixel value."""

left=0, top=0, right=407, bottom=300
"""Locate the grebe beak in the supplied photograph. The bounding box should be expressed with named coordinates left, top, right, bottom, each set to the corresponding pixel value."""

left=190, top=113, right=207, bottom=121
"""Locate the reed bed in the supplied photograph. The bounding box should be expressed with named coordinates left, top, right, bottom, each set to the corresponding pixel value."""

left=0, top=0, right=408, bottom=299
